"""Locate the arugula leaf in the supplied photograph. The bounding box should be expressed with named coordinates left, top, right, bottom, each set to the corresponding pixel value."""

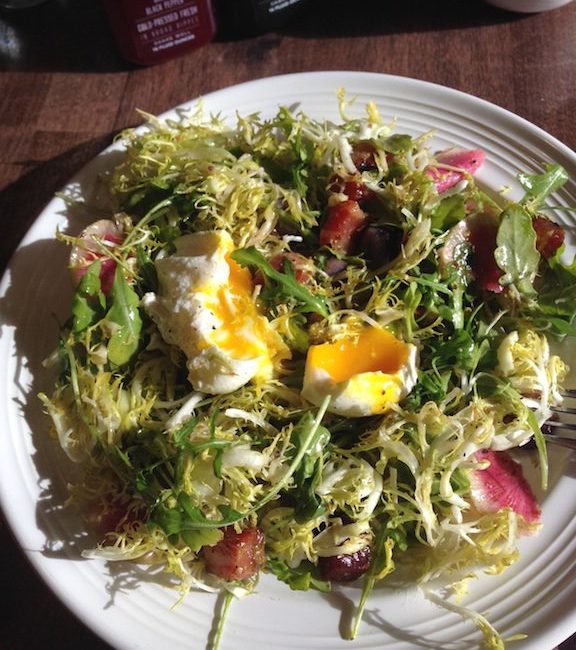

left=136, top=245, right=158, bottom=293
left=522, top=242, right=576, bottom=336
left=430, top=194, right=466, bottom=231
left=435, top=329, right=476, bottom=369
left=211, top=590, right=234, bottom=650
left=542, top=316, right=576, bottom=337
left=404, top=367, right=451, bottom=409
left=151, top=397, right=332, bottom=534
left=231, top=246, right=328, bottom=317
left=150, top=501, right=183, bottom=536
left=286, top=313, right=310, bottom=354
left=382, top=133, right=414, bottom=155
left=171, top=416, right=233, bottom=488
left=106, top=266, right=143, bottom=366
left=289, top=413, right=330, bottom=523
left=494, top=205, right=539, bottom=295
left=151, top=495, right=243, bottom=535
left=351, top=528, right=396, bottom=639
left=537, top=283, right=576, bottom=318
left=518, top=163, right=568, bottom=211
left=267, top=557, right=331, bottom=592
left=71, top=261, right=105, bottom=333
left=527, top=408, right=548, bottom=491
left=290, top=128, right=313, bottom=196
left=172, top=416, right=199, bottom=448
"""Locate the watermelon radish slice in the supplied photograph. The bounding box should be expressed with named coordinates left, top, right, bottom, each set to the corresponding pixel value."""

left=69, top=219, right=124, bottom=294
left=470, top=449, right=541, bottom=525
left=426, top=148, right=485, bottom=194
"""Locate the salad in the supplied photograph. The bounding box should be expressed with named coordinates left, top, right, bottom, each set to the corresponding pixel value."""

left=40, top=95, right=575, bottom=649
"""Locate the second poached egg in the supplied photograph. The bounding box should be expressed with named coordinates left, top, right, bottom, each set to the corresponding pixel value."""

left=302, top=325, right=418, bottom=417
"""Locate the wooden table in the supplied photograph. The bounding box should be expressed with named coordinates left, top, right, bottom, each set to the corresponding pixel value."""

left=1, top=1, right=575, bottom=648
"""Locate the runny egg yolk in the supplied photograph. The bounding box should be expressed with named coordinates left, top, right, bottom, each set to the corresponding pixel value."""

left=202, top=254, right=274, bottom=364
left=302, top=326, right=417, bottom=417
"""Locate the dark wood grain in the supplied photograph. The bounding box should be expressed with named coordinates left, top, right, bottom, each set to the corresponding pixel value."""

left=1, top=1, right=575, bottom=649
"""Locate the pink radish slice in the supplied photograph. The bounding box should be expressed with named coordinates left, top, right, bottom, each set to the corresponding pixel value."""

left=470, top=449, right=541, bottom=525
left=69, top=219, right=123, bottom=294
left=426, top=148, right=485, bottom=194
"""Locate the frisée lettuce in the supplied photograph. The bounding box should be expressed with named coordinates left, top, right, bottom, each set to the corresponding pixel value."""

left=39, top=95, right=575, bottom=649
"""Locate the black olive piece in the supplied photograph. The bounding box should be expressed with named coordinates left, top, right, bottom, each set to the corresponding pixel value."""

left=360, top=225, right=404, bottom=269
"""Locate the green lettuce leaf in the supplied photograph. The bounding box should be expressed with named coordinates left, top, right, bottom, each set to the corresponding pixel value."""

left=518, top=163, right=568, bottom=210
left=231, top=246, right=328, bottom=317
left=106, top=266, right=143, bottom=366
left=494, top=205, right=539, bottom=295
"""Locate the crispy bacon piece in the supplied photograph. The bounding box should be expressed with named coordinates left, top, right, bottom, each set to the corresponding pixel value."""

left=269, top=252, right=313, bottom=284
left=343, top=180, right=374, bottom=203
left=330, top=176, right=375, bottom=204
left=532, top=215, right=565, bottom=258
left=318, top=546, right=372, bottom=582
left=351, top=141, right=378, bottom=171
left=319, top=199, right=369, bottom=255
left=202, top=527, right=266, bottom=581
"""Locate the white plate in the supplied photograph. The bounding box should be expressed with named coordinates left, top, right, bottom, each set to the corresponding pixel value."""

left=1, top=71, right=576, bottom=650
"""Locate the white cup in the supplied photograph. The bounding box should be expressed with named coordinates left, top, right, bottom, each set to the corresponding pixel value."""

left=484, top=0, right=573, bottom=11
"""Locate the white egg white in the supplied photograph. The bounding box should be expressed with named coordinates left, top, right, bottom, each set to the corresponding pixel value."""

left=142, top=230, right=288, bottom=394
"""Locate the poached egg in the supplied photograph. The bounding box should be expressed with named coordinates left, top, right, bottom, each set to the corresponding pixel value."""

left=301, top=325, right=418, bottom=417
left=143, top=230, right=289, bottom=394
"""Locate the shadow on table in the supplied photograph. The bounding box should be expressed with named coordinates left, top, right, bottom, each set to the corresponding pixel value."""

left=0, top=136, right=122, bottom=650
left=0, top=510, right=115, bottom=650
left=0, top=134, right=120, bottom=566
left=0, top=132, right=116, bottom=276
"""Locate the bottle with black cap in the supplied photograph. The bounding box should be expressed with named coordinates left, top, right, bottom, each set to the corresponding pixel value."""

left=214, top=0, right=311, bottom=38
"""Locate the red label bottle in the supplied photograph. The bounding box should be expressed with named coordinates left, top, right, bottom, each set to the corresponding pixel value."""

left=103, top=0, right=216, bottom=65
